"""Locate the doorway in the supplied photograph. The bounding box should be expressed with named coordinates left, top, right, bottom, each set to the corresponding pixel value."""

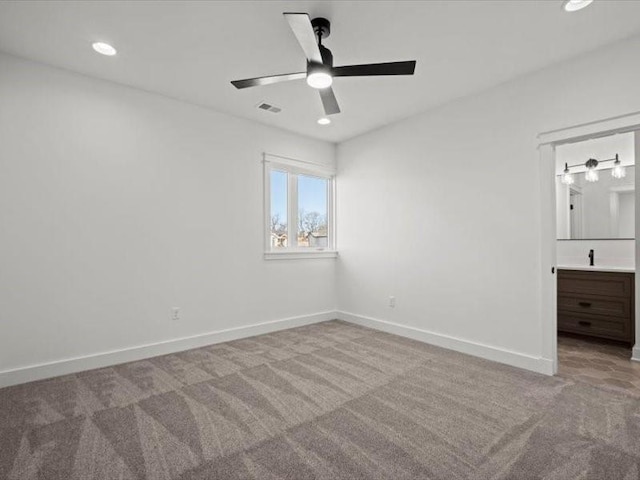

left=538, top=112, right=640, bottom=382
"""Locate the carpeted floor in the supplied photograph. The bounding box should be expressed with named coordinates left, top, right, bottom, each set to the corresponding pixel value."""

left=1, top=320, right=640, bottom=479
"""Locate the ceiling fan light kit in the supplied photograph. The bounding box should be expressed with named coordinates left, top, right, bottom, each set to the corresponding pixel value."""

left=231, top=12, right=416, bottom=117
left=306, top=64, right=333, bottom=89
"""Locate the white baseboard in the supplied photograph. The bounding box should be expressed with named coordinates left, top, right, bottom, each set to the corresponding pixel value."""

left=337, top=311, right=555, bottom=376
left=0, top=309, right=558, bottom=389
left=0, top=311, right=336, bottom=389
left=632, top=345, right=640, bottom=363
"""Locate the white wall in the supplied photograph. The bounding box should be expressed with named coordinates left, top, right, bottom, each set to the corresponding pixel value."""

left=336, top=34, right=640, bottom=370
left=0, top=53, right=336, bottom=379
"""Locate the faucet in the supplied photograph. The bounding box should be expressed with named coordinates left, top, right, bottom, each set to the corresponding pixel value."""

left=588, top=249, right=594, bottom=266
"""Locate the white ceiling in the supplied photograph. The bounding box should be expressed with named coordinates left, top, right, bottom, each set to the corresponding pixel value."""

left=1, top=1, right=640, bottom=143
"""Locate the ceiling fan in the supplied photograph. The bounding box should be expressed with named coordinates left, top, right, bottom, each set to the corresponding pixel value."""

left=231, top=13, right=417, bottom=116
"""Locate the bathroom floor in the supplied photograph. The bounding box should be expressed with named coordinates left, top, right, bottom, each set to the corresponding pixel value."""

left=558, top=334, right=640, bottom=397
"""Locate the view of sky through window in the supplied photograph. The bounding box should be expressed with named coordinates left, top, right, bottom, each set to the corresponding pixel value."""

left=270, top=170, right=287, bottom=224
left=270, top=170, right=328, bottom=248
left=298, top=174, right=328, bottom=247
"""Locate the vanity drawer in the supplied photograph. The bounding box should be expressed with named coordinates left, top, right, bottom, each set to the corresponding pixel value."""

left=558, top=312, right=631, bottom=342
left=557, top=270, right=633, bottom=298
left=557, top=294, right=630, bottom=319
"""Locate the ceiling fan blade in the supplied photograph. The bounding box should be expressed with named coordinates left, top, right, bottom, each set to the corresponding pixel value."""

left=231, top=72, right=306, bottom=89
left=332, top=61, right=416, bottom=77
left=283, top=12, right=323, bottom=64
left=319, top=87, right=340, bottom=115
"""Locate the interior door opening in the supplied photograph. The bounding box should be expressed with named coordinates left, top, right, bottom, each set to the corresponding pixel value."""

left=540, top=120, right=640, bottom=394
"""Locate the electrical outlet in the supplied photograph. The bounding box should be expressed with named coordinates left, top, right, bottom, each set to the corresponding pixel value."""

left=388, top=296, right=396, bottom=308
left=171, top=307, right=181, bottom=321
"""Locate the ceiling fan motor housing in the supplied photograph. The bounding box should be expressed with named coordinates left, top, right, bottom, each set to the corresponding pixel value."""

left=307, top=59, right=332, bottom=78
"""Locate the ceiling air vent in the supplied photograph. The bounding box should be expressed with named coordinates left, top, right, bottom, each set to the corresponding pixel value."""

left=256, top=102, right=282, bottom=113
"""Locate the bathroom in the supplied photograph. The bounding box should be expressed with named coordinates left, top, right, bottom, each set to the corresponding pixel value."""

left=555, top=130, right=640, bottom=393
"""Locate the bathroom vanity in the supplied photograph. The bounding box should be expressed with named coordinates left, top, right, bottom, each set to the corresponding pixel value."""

left=557, top=268, right=635, bottom=345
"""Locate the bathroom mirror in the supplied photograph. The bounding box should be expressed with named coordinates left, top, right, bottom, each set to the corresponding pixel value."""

left=556, top=131, right=635, bottom=240
left=556, top=165, right=635, bottom=240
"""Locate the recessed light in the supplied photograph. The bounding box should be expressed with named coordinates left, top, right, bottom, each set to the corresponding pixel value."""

left=317, top=117, right=331, bottom=125
left=92, top=42, right=117, bottom=56
left=562, top=0, right=594, bottom=12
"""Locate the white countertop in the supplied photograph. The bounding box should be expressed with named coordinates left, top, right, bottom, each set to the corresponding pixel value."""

left=557, top=265, right=635, bottom=273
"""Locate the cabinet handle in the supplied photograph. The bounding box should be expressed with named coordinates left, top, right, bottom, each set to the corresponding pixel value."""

left=578, top=302, right=592, bottom=308
left=578, top=320, right=592, bottom=327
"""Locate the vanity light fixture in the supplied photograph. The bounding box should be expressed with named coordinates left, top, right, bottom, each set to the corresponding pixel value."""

left=562, top=0, right=594, bottom=12
left=562, top=154, right=626, bottom=184
left=611, top=154, right=626, bottom=179
left=561, top=163, right=574, bottom=185
left=585, top=158, right=599, bottom=183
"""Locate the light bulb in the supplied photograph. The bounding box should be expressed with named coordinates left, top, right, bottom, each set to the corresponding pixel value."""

left=561, top=172, right=574, bottom=185
left=561, top=163, right=574, bottom=185
left=584, top=158, right=599, bottom=182
left=612, top=158, right=626, bottom=179
left=306, top=72, right=333, bottom=89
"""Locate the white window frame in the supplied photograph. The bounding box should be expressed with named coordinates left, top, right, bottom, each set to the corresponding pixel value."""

left=263, top=153, right=337, bottom=260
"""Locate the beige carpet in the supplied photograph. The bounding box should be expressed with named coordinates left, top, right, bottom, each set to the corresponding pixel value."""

left=1, top=320, right=639, bottom=479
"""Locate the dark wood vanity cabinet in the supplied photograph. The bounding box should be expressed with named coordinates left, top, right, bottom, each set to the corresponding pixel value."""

left=557, top=269, right=635, bottom=345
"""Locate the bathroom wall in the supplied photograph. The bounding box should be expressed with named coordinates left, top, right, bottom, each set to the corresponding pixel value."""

left=556, top=239, right=635, bottom=269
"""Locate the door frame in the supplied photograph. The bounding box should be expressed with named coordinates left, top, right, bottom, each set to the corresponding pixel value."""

left=538, top=110, right=640, bottom=374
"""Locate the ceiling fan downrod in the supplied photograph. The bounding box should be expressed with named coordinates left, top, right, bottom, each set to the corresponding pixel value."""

left=311, top=17, right=332, bottom=66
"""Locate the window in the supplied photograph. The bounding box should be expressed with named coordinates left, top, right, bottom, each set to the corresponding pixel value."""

left=264, top=154, right=336, bottom=259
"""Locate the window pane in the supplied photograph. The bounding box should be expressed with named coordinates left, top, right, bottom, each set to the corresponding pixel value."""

left=270, top=170, right=287, bottom=248
left=297, top=174, right=328, bottom=247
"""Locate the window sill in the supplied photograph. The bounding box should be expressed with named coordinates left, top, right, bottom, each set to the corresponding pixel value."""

left=264, top=250, right=338, bottom=260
